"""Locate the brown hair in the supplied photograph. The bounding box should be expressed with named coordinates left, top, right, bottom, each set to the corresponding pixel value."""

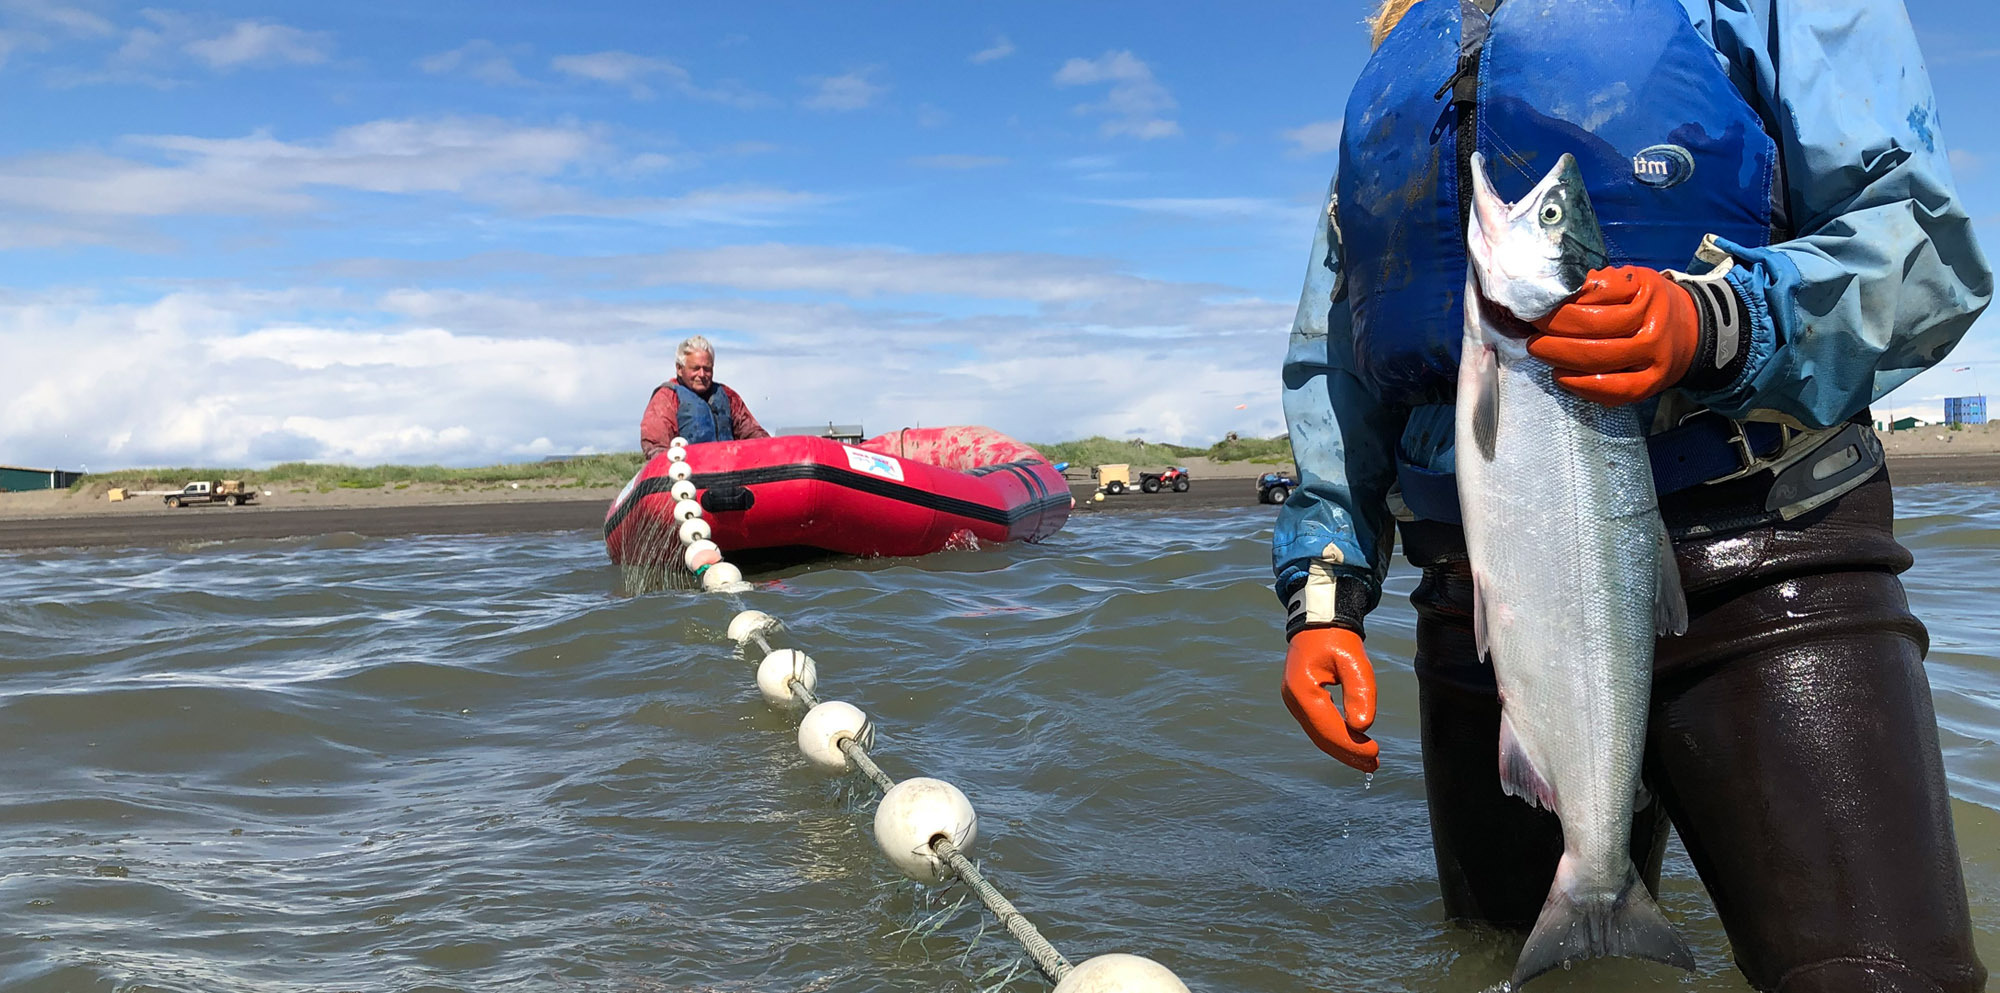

left=1367, top=0, right=1419, bottom=48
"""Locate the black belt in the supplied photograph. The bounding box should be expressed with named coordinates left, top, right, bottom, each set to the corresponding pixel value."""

left=1397, top=413, right=1787, bottom=527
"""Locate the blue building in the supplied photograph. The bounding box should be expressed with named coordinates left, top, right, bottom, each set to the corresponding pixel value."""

left=1944, top=396, right=1987, bottom=426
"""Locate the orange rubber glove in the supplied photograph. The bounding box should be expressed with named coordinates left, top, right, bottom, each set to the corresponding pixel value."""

left=1280, top=627, right=1379, bottom=773
left=1528, top=266, right=1700, bottom=406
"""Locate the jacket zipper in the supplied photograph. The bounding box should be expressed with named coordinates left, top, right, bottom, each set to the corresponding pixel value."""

left=1437, top=49, right=1483, bottom=245
left=1440, top=1, right=1498, bottom=244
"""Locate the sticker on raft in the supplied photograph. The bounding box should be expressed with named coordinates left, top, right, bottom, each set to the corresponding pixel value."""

left=843, top=446, right=906, bottom=482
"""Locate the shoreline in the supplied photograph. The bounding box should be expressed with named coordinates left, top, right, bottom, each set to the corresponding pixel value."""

left=0, top=480, right=1271, bottom=554
left=0, top=454, right=1992, bottom=554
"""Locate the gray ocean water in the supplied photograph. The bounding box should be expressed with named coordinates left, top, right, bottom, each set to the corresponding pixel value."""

left=1, top=485, right=1995, bottom=993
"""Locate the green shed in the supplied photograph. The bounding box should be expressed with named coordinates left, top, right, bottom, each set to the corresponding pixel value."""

left=0, top=465, right=84, bottom=492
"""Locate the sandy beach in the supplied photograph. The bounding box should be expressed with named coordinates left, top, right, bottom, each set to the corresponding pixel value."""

left=1, top=432, right=1993, bottom=553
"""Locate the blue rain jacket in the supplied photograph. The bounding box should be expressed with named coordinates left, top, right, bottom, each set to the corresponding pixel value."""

left=1274, top=0, right=1991, bottom=611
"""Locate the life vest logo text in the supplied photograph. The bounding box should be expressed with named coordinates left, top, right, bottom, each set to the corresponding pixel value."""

left=1632, top=144, right=1695, bottom=188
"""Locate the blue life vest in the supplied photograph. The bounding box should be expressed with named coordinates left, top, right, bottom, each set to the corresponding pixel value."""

left=1337, top=0, right=1780, bottom=406
left=669, top=382, right=735, bottom=443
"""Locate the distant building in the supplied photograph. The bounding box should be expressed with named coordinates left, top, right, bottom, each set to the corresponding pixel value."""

left=1944, top=395, right=1987, bottom=426
left=0, top=465, right=84, bottom=492
left=776, top=423, right=866, bottom=444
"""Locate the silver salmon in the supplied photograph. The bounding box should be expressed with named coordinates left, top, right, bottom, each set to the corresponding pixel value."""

left=1455, top=151, right=1695, bottom=989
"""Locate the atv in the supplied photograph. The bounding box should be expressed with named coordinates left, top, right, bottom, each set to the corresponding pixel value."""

left=1139, top=466, right=1191, bottom=493
left=1257, top=471, right=1298, bottom=505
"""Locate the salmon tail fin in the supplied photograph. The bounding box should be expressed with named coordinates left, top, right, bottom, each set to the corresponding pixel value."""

left=1511, top=860, right=1696, bottom=990
left=1654, top=527, right=1688, bottom=636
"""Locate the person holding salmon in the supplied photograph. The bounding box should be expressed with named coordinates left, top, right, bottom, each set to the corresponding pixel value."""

left=1272, top=1, right=1989, bottom=990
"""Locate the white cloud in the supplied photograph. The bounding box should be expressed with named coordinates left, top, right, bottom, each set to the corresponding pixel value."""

left=46, top=11, right=329, bottom=86
left=419, top=40, right=529, bottom=86
left=0, top=0, right=111, bottom=65
left=6, top=0, right=114, bottom=38
left=183, top=20, right=331, bottom=69
left=0, top=117, right=831, bottom=238
left=970, top=35, right=1014, bottom=64
left=551, top=50, right=673, bottom=97
left=2, top=313, right=633, bottom=468
left=330, top=243, right=1245, bottom=313
left=802, top=69, right=886, bottom=111
left=907, top=154, right=1008, bottom=170
left=607, top=244, right=1245, bottom=308
left=0, top=118, right=824, bottom=227
left=0, top=239, right=1293, bottom=468
left=1282, top=120, right=1343, bottom=156
left=502, top=185, right=832, bottom=225
left=1089, top=196, right=1302, bottom=223
left=552, top=50, right=768, bottom=106
left=1949, top=147, right=1982, bottom=175
left=916, top=103, right=951, bottom=128
left=1053, top=50, right=1180, bottom=139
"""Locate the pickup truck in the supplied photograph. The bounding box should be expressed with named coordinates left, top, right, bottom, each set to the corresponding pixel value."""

left=165, top=480, right=257, bottom=508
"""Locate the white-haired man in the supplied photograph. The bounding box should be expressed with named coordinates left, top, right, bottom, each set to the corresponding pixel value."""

left=639, top=335, right=769, bottom=456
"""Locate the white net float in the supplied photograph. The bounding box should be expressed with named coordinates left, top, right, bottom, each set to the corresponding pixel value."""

left=666, top=460, right=693, bottom=482
left=670, top=436, right=688, bottom=448
left=672, top=499, right=704, bottom=522
left=798, top=701, right=871, bottom=774
left=667, top=443, right=689, bottom=462
left=726, top=609, right=778, bottom=645
left=683, top=539, right=723, bottom=572
left=700, top=561, right=746, bottom=592
left=669, top=479, right=697, bottom=502
left=756, top=649, right=817, bottom=707
left=1051, top=954, right=1192, bottom=993
left=874, top=777, right=977, bottom=884
left=678, top=517, right=712, bottom=545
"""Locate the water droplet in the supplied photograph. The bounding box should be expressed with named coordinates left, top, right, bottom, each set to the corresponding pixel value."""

left=1362, top=772, right=1374, bottom=790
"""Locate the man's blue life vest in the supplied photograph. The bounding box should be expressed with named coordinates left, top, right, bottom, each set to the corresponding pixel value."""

left=670, top=382, right=734, bottom=444
left=1337, top=0, right=1780, bottom=406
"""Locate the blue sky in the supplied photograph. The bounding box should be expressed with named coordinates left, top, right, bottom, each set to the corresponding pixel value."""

left=1, top=1, right=1995, bottom=470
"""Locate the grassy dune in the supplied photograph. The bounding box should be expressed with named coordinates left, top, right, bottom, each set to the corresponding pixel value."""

left=1033, top=434, right=1294, bottom=467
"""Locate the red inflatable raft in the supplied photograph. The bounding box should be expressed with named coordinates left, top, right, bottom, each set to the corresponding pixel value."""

left=604, top=426, right=1073, bottom=566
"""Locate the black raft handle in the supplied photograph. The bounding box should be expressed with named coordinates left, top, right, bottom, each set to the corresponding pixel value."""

left=700, top=486, right=755, bottom=513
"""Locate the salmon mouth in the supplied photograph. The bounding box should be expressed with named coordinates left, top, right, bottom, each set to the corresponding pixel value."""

left=1471, top=291, right=1536, bottom=340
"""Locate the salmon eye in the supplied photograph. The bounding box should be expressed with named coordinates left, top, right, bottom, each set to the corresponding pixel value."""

left=1539, top=201, right=1564, bottom=226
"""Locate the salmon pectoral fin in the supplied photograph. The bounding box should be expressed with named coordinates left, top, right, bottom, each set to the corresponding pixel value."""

left=1654, top=527, right=1689, bottom=637
left=1497, top=710, right=1556, bottom=812
left=1512, top=861, right=1697, bottom=989
left=1470, top=344, right=1501, bottom=462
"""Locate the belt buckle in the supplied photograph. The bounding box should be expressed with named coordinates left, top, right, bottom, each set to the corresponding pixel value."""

left=1680, top=410, right=1787, bottom=484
